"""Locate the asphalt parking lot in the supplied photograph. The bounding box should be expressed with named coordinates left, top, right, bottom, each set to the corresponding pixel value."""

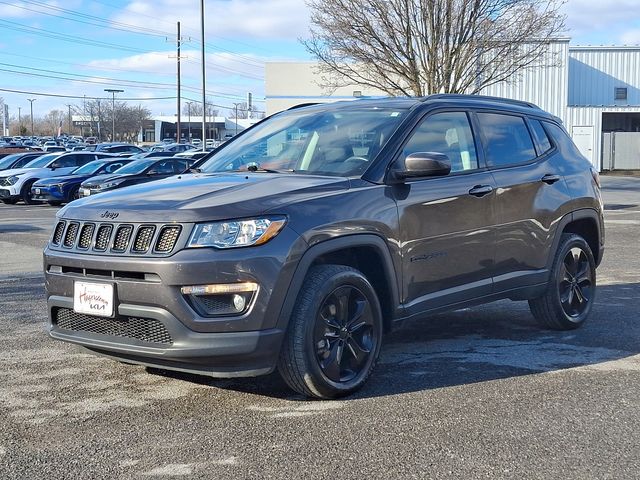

left=1, top=176, right=639, bottom=479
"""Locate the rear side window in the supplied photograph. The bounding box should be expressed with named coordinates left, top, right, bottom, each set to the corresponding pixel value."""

left=477, top=113, right=536, bottom=167
left=55, top=155, right=77, bottom=168
left=529, top=119, right=552, bottom=155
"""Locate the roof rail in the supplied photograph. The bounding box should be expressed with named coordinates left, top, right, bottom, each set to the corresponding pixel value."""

left=287, top=102, right=320, bottom=111
left=424, top=94, right=541, bottom=110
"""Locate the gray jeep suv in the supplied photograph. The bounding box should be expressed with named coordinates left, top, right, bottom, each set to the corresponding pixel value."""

left=44, top=95, right=604, bottom=398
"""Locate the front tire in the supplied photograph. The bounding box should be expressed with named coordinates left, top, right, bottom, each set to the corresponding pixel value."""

left=1, top=198, right=18, bottom=205
left=65, top=185, right=80, bottom=204
left=278, top=265, right=383, bottom=399
left=529, top=234, right=596, bottom=330
left=20, top=180, right=38, bottom=205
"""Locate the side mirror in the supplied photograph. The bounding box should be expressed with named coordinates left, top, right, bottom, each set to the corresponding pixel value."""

left=388, top=152, right=451, bottom=183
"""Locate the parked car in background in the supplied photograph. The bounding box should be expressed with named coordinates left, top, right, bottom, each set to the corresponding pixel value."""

left=0, top=152, right=46, bottom=171
left=79, top=157, right=190, bottom=197
left=31, top=157, right=130, bottom=206
left=150, top=143, right=196, bottom=153
left=0, top=152, right=107, bottom=204
left=44, top=146, right=68, bottom=153
left=191, top=139, right=202, bottom=147
left=94, top=143, right=144, bottom=155
left=174, top=150, right=211, bottom=162
left=127, top=151, right=176, bottom=160
left=42, top=141, right=58, bottom=150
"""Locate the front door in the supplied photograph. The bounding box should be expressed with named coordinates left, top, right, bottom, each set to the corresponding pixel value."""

left=394, top=111, right=496, bottom=315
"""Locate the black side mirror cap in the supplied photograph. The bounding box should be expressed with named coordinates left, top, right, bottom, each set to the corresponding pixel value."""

left=387, top=152, right=451, bottom=183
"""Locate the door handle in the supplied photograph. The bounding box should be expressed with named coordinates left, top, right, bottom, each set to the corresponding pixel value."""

left=468, top=185, right=493, bottom=197
left=541, top=174, right=561, bottom=185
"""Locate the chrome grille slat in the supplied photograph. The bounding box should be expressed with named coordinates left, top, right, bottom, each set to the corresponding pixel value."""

left=63, top=222, right=79, bottom=248
left=111, top=225, right=133, bottom=252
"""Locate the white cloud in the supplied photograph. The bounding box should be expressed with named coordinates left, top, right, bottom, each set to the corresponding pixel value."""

left=620, top=29, right=640, bottom=45
left=112, top=0, right=311, bottom=41
left=563, top=0, right=640, bottom=40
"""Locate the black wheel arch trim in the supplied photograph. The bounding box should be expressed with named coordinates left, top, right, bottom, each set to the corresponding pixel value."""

left=276, top=234, right=402, bottom=332
left=548, top=208, right=604, bottom=271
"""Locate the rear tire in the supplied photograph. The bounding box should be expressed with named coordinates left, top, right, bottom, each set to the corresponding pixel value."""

left=529, top=234, right=596, bottom=330
left=20, top=180, right=38, bottom=205
left=48, top=201, right=62, bottom=207
left=278, top=265, right=383, bottom=399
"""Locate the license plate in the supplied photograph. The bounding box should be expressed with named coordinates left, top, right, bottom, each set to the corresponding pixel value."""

left=73, top=281, right=114, bottom=317
left=35, top=188, right=41, bottom=195
left=82, top=188, right=91, bottom=196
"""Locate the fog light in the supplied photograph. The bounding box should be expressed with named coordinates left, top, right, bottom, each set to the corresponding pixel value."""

left=181, top=282, right=258, bottom=317
left=232, top=294, right=246, bottom=312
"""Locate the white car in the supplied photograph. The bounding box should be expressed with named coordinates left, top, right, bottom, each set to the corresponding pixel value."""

left=0, top=152, right=102, bottom=204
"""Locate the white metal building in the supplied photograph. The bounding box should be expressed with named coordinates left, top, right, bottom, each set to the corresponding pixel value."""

left=265, top=41, right=640, bottom=171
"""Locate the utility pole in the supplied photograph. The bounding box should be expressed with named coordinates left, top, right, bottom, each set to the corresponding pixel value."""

left=104, top=89, right=123, bottom=141
left=27, top=98, right=36, bottom=136
left=200, top=0, right=206, bottom=151
left=18, top=107, right=21, bottom=134
left=97, top=99, right=102, bottom=142
left=177, top=21, right=181, bottom=143
left=233, top=102, right=241, bottom=136
left=186, top=101, right=194, bottom=142
left=66, top=104, right=72, bottom=135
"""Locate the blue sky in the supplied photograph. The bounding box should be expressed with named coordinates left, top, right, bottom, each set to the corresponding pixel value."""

left=0, top=0, right=639, bottom=119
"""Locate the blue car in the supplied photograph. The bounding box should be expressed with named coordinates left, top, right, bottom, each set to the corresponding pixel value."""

left=31, top=157, right=132, bottom=205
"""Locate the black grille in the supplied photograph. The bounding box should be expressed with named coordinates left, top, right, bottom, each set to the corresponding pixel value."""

left=63, top=222, right=79, bottom=247
left=94, top=225, right=112, bottom=251
left=155, top=226, right=181, bottom=253
left=54, top=308, right=172, bottom=345
left=111, top=225, right=133, bottom=252
left=77, top=224, right=95, bottom=249
left=132, top=226, right=156, bottom=253
left=52, top=221, right=65, bottom=245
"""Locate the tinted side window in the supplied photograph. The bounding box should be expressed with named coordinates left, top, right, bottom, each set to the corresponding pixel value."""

left=403, top=111, right=479, bottom=172
left=477, top=113, right=536, bottom=167
left=56, top=155, right=77, bottom=167
left=529, top=119, right=552, bottom=155
left=104, top=162, right=125, bottom=173
left=153, top=160, right=175, bottom=174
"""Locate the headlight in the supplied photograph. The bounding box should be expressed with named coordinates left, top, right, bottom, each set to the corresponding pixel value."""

left=7, top=175, right=21, bottom=185
left=103, top=179, right=124, bottom=189
left=187, top=217, right=286, bottom=249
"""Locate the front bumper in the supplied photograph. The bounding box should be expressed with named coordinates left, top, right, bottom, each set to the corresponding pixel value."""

left=44, top=226, right=305, bottom=377
left=0, top=186, right=19, bottom=200
left=31, top=186, right=64, bottom=202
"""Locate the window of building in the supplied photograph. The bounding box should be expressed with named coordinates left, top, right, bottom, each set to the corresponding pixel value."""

left=403, top=111, right=479, bottom=172
left=615, top=87, right=628, bottom=101
left=477, top=113, right=536, bottom=167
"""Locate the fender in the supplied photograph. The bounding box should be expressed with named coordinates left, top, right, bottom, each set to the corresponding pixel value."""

left=275, top=234, right=402, bottom=331
left=546, top=208, right=604, bottom=271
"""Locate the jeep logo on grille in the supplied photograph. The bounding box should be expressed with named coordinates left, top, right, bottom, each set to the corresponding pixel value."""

left=100, top=210, right=119, bottom=220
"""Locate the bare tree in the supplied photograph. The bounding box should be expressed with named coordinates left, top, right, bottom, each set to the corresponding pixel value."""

left=182, top=98, right=218, bottom=117
left=228, top=102, right=248, bottom=119
left=303, top=0, right=565, bottom=96
left=79, top=100, right=150, bottom=142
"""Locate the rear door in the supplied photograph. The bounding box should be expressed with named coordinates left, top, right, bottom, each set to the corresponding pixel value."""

left=394, top=110, right=497, bottom=314
left=475, top=112, right=572, bottom=291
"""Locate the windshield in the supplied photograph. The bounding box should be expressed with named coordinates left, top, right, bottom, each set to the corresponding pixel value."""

left=0, top=153, right=24, bottom=169
left=199, top=107, right=406, bottom=177
left=111, top=159, right=155, bottom=175
left=23, top=153, right=61, bottom=168
left=72, top=160, right=107, bottom=175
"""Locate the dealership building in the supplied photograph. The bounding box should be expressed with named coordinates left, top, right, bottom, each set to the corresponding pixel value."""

left=266, top=40, right=640, bottom=171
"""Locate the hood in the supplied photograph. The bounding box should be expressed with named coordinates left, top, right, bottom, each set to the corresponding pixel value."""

left=82, top=173, right=134, bottom=186
left=34, top=174, right=85, bottom=186
left=0, top=167, right=47, bottom=178
left=60, top=172, right=350, bottom=223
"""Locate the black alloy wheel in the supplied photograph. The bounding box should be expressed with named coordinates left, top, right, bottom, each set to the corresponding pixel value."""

left=313, top=285, right=376, bottom=383
left=559, top=247, right=593, bottom=318
left=278, top=265, right=383, bottom=399
left=529, top=234, right=596, bottom=330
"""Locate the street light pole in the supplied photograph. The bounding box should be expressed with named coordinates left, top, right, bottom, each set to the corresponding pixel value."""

left=18, top=107, right=21, bottom=134
left=186, top=101, right=194, bottom=142
left=200, top=0, right=206, bottom=151
left=104, top=89, right=124, bottom=141
left=27, top=98, right=36, bottom=136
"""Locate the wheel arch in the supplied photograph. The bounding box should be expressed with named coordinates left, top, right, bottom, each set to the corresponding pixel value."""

left=276, top=234, right=401, bottom=333
left=549, top=209, right=603, bottom=269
